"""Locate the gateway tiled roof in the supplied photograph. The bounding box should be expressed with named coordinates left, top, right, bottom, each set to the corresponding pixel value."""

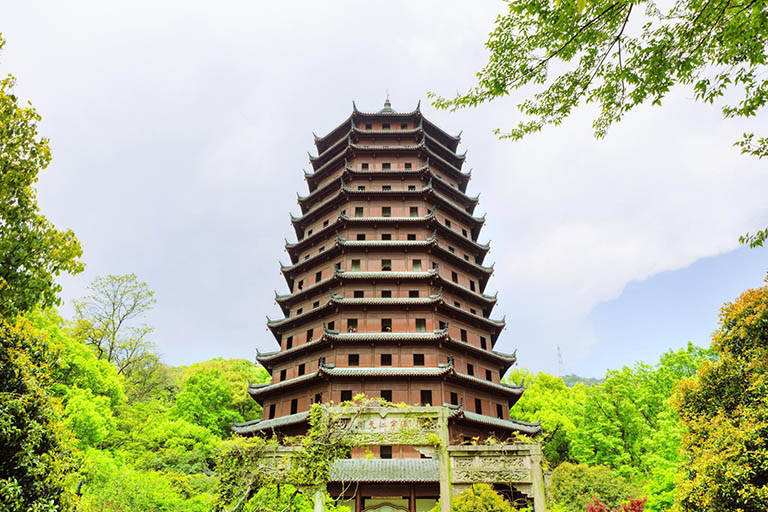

left=329, top=458, right=440, bottom=483
left=445, top=404, right=542, bottom=435
left=231, top=411, right=310, bottom=434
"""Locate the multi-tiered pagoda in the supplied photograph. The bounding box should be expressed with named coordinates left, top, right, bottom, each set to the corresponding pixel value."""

left=234, top=100, right=543, bottom=511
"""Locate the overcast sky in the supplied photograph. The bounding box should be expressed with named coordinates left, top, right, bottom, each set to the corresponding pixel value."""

left=2, top=1, right=767, bottom=377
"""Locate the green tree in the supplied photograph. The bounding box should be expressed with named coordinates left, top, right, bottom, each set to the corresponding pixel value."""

left=549, top=463, right=640, bottom=512
left=429, top=0, right=768, bottom=245
left=0, top=34, right=83, bottom=316
left=673, top=277, right=768, bottom=511
left=71, top=274, right=157, bottom=375
left=180, top=358, right=270, bottom=421
left=171, top=369, right=242, bottom=437
left=506, top=370, right=586, bottom=466
left=0, top=317, right=77, bottom=512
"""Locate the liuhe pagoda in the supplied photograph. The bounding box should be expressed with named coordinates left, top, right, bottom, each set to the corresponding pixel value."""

left=233, top=100, right=546, bottom=512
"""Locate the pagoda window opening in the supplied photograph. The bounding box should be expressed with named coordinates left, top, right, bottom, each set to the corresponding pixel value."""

left=401, top=123, right=408, bottom=130
left=306, top=328, right=314, bottom=341
left=445, top=219, right=452, bottom=228
left=469, top=280, right=476, bottom=292
left=499, top=369, right=505, bottom=380
left=362, top=162, right=369, bottom=170
left=382, top=206, right=391, bottom=217
left=286, top=336, right=293, bottom=349
left=414, top=354, right=425, bottom=366
left=460, top=329, right=467, bottom=341
left=450, top=392, right=459, bottom=406
left=470, top=308, right=477, bottom=315
left=353, top=290, right=364, bottom=298
left=314, top=393, right=322, bottom=404
left=315, top=271, right=322, bottom=283
left=365, top=123, right=372, bottom=130
left=496, top=404, right=504, bottom=419
left=432, top=262, right=439, bottom=270
left=410, top=206, right=418, bottom=217
left=381, top=319, right=392, bottom=332
left=448, top=246, right=455, bottom=253
left=454, top=301, right=461, bottom=308
left=407, top=233, right=416, bottom=240
left=297, top=279, right=304, bottom=290
left=409, top=290, right=420, bottom=298
left=268, top=404, right=276, bottom=419
left=464, top=254, right=469, bottom=261
left=296, top=308, right=303, bottom=315
left=354, top=207, right=364, bottom=218
left=308, top=229, right=313, bottom=236
left=382, top=123, right=390, bottom=130
left=351, top=259, right=361, bottom=271
left=356, top=233, right=366, bottom=240
left=438, top=321, right=447, bottom=330
left=480, top=336, right=487, bottom=349
left=381, top=353, right=392, bottom=366
left=382, top=185, right=391, bottom=191
left=318, top=246, right=325, bottom=253
left=420, top=390, right=433, bottom=406
left=467, top=363, right=474, bottom=376
left=280, top=369, right=287, bottom=381
left=408, top=185, right=416, bottom=191
left=380, top=446, right=393, bottom=459
left=486, top=369, right=493, bottom=381
left=405, top=162, right=412, bottom=169
left=381, top=233, right=392, bottom=240
left=415, top=318, right=426, bottom=332
left=334, top=262, right=341, bottom=271
left=313, top=301, right=320, bottom=309
left=381, top=389, right=392, bottom=402
left=347, top=319, right=358, bottom=332
left=381, top=290, right=392, bottom=298
left=340, top=390, right=353, bottom=402
left=462, top=228, right=468, bottom=237
left=304, top=254, right=310, bottom=260
left=348, top=354, right=359, bottom=366
left=358, top=185, right=365, bottom=191
left=412, top=259, right=422, bottom=271
left=381, top=259, right=392, bottom=271
left=323, top=219, right=329, bottom=227
left=382, top=162, right=391, bottom=170
left=475, top=398, right=483, bottom=414
left=327, top=321, right=335, bottom=330
left=290, top=399, right=298, bottom=415
left=451, top=271, right=458, bottom=283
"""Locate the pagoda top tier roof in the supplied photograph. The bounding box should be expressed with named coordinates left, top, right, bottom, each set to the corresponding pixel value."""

left=313, top=99, right=461, bottom=154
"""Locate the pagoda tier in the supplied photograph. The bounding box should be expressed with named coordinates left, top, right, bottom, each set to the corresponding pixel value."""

left=241, top=100, right=539, bottom=442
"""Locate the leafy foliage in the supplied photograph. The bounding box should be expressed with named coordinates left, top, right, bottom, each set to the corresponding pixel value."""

left=673, top=276, right=768, bottom=511
left=430, top=0, right=768, bottom=147
left=0, top=34, right=83, bottom=317
left=0, top=317, right=77, bottom=512
left=587, top=497, right=647, bottom=511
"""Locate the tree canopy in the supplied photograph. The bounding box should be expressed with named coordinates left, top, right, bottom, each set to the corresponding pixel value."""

left=0, top=34, right=83, bottom=317
left=673, top=276, right=768, bottom=511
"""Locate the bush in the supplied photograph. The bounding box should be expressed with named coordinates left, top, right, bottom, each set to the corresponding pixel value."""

left=430, top=483, right=520, bottom=512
